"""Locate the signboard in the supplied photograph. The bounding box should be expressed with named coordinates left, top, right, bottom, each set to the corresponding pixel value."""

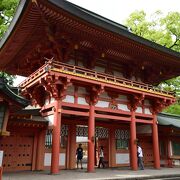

left=0, top=151, right=3, bottom=167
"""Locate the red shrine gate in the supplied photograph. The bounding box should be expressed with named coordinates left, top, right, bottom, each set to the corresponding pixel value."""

left=19, top=61, right=175, bottom=173
left=0, top=0, right=179, bottom=175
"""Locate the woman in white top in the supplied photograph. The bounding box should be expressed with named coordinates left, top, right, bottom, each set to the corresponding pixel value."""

left=137, top=144, right=144, bottom=170
left=98, top=146, right=105, bottom=168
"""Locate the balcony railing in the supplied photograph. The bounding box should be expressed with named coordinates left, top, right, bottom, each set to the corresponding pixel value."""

left=20, top=60, right=175, bottom=97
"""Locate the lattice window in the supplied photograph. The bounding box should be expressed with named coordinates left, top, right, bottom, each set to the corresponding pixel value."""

left=95, top=127, right=109, bottom=138
left=76, top=126, right=109, bottom=138
left=45, top=125, right=68, bottom=149
left=61, top=125, right=68, bottom=136
left=115, top=129, right=129, bottom=140
left=116, top=139, right=129, bottom=149
left=76, top=126, right=88, bottom=137
left=45, top=129, right=53, bottom=149
left=115, top=129, right=129, bottom=150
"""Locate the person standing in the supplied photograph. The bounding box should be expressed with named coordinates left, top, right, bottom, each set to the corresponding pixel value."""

left=98, top=146, right=105, bottom=168
left=76, top=143, right=83, bottom=169
left=137, top=144, right=144, bottom=170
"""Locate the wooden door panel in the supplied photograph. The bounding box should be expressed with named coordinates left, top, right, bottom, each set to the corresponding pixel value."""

left=0, top=133, right=34, bottom=171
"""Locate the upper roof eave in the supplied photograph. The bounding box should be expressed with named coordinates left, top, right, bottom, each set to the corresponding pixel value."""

left=48, top=0, right=180, bottom=59
left=0, top=0, right=179, bottom=70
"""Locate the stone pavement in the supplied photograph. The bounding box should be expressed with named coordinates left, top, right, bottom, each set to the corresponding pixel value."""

left=3, top=167, right=180, bottom=180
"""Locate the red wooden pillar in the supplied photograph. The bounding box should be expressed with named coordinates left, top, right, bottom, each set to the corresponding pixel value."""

left=68, top=124, right=76, bottom=169
left=88, top=103, right=95, bottom=172
left=109, top=127, right=116, bottom=167
left=51, top=99, right=61, bottom=174
left=130, top=110, right=138, bottom=170
left=152, top=114, right=160, bottom=169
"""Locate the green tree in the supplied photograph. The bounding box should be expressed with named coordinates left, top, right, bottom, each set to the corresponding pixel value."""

left=0, top=0, right=19, bottom=85
left=125, top=11, right=180, bottom=52
left=0, top=0, right=19, bottom=37
left=125, top=11, right=180, bottom=115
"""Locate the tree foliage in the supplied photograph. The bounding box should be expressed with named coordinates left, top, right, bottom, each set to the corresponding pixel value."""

left=0, top=0, right=19, bottom=85
left=125, top=11, right=180, bottom=115
left=0, top=0, right=19, bottom=37
left=125, top=11, right=180, bottom=52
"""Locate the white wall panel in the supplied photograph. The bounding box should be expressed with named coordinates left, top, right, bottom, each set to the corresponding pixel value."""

left=78, top=97, right=88, bottom=105
left=144, top=108, right=152, bottom=114
left=44, top=153, right=66, bottom=166
left=62, top=95, right=74, bottom=103
left=118, top=104, right=130, bottom=111
left=136, top=107, right=143, bottom=113
left=116, top=153, right=129, bottom=164
left=95, top=101, right=109, bottom=108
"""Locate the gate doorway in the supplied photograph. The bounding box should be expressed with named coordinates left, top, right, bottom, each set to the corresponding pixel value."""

left=75, top=126, right=109, bottom=168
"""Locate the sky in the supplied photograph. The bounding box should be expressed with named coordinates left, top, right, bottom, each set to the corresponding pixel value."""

left=67, top=0, right=180, bottom=24
left=14, top=0, right=180, bottom=86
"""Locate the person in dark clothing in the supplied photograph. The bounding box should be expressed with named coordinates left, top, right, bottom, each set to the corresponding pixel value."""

left=98, top=146, right=105, bottom=168
left=76, top=143, right=83, bottom=169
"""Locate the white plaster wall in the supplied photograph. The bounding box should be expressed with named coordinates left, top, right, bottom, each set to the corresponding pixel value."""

left=173, top=160, right=180, bottom=166
left=144, top=108, right=152, bottom=115
left=62, top=95, right=74, bottom=103
left=118, top=104, right=130, bottom=111
left=44, top=153, right=66, bottom=166
left=95, top=101, right=109, bottom=108
left=116, top=153, right=129, bottom=164
left=135, top=107, right=143, bottom=113
left=77, top=97, right=88, bottom=105
left=44, top=115, right=54, bottom=126
left=0, top=151, right=3, bottom=166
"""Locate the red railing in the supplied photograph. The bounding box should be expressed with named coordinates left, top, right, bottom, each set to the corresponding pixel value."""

left=20, top=60, right=175, bottom=96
